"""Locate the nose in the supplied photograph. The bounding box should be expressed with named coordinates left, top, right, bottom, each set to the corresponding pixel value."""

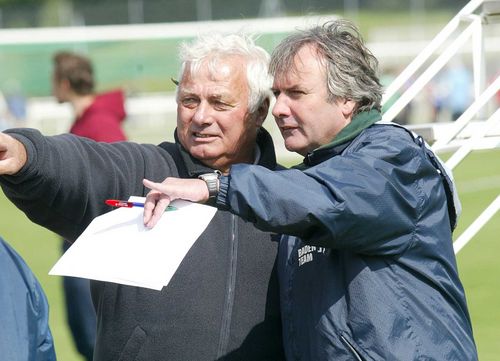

left=272, top=94, right=291, bottom=119
left=192, top=101, right=212, bottom=125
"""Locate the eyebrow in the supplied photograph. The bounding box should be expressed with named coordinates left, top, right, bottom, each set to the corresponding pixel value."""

left=178, top=90, right=237, bottom=105
left=209, top=93, right=227, bottom=101
left=272, top=84, right=304, bottom=92
left=209, top=94, right=237, bottom=106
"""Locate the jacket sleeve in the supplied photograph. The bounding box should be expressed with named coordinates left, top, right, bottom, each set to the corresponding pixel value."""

left=0, top=128, right=176, bottom=241
left=0, top=237, right=56, bottom=361
left=217, top=134, right=440, bottom=255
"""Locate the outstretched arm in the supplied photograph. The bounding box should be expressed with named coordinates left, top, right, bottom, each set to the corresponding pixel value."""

left=142, top=177, right=209, bottom=228
left=0, top=132, right=27, bottom=175
left=1, top=128, right=178, bottom=241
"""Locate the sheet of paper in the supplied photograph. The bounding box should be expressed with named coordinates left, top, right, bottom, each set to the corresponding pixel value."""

left=49, top=197, right=217, bottom=290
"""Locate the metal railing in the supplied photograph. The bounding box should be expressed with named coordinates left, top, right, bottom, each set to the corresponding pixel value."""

left=381, top=0, right=500, bottom=254
left=381, top=0, right=487, bottom=114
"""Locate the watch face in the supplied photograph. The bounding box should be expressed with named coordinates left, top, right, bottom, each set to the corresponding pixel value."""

left=200, top=171, right=220, bottom=181
left=201, top=174, right=215, bottom=181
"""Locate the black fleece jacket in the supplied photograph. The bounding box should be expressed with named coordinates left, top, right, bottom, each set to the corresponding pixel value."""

left=0, top=127, right=284, bottom=361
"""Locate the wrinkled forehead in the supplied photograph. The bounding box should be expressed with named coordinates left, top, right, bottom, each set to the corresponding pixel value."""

left=177, top=55, right=250, bottom=103
left=272, top=45, right=326, bottom=86
left=183, top=54, right=247, bottom=82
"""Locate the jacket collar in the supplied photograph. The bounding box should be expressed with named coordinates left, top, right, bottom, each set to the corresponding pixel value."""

left=174, top=127, right=278, bottom=177
left=297, top=109, right=381, bottom=169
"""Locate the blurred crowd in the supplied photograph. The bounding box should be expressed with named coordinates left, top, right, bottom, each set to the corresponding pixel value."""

left=381, top=59, right=500, bottom=126
left=0, top=84, right=26, bottom=131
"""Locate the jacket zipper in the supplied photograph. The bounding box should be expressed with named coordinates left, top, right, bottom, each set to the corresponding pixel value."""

left=216, top=214, right=238, bottom=357
left=340, top=334, right=364, bottom=361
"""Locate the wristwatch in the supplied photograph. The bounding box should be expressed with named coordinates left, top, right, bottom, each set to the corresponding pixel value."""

left=198, top=171, right=221, bottom=198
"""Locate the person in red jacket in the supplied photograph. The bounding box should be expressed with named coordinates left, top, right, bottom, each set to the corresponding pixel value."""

left=52, top=51, right=127, bottom=361
left=52, top=51, right=127, bottom=142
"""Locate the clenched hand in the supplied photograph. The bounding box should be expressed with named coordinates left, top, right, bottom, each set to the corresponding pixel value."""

left=0, top=132, right=27, bottom=175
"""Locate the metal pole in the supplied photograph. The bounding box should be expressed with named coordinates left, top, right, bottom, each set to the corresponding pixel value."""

left=431, top=75, right=500, bottom=151
left=382, top=0, right=483, bottom=105
left=196, top=0, right=212, bottom=21
left=471, top=15, right=487, bottom=119
left=454, top=195, right=500, bottom=254
left=445, top=106, right=500, bottom=170
left=382, top=22, right=476, bottom=123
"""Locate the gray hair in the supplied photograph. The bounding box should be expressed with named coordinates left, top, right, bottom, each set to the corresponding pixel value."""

left=269, top=19, right=382, bottom=114
left=177, top=33, right=272, bottom=113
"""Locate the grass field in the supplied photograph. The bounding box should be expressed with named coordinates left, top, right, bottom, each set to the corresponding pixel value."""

left=0, top=139, right=498, bottom=360
left=449, top=149, right=500, bottom=360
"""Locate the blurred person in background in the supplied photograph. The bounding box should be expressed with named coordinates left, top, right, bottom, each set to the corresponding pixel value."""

left=52, top=50, right=128, bottom=361
left=428, top=78, right=446, bottom=122
left=0, top=33, right=284, bottom=360
left=52, top=51, right=127, bottom=142
left=143, top=20, right=477, bottom=361
left=380, top=65, right=412, bottom=125
left=0, top=235, right=56, bottom=361
left=437, top=59, right=473, bottom=122
left=0, top=91, right=11, bottom=131
left=3, top=79, right=27, bottom=125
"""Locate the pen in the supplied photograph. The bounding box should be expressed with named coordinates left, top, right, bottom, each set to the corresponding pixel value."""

left=105, top=199, right=177, bottom=211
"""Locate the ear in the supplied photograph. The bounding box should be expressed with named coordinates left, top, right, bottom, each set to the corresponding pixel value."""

left=60, top=78, right=72, bottom=93
left=254, top=98, right=270, bottom=127
left=340, top=98, right=357, bottom=119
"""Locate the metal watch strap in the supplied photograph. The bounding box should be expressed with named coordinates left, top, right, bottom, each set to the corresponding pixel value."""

left=198, top=171, right=221, bottom=198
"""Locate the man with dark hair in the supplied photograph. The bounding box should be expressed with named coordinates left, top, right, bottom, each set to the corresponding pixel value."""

left=53, top=51, right=94, bottom=95
left=143, top=20, right=478, bottom=361
left=52, top=51, right=127, bottom=141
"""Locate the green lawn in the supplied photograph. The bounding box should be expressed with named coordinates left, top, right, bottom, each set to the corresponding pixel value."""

left=451, top=149, right=500, bottom=359
left=1, top=147, right=498, bottom=360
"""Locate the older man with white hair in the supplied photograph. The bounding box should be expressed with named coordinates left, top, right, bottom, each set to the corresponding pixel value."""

left=0, top=33, right=284, bottom=360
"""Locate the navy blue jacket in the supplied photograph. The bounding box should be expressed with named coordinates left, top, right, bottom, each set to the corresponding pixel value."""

left=0, top=237, right=56, bottom=361
left=216, top=113, right=477, bottom=360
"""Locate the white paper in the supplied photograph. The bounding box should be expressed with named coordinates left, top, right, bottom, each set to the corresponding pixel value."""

left=49, top=197, right=217, bottom=290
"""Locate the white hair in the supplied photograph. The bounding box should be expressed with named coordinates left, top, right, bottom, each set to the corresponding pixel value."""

left=177, top=33, right=272, bottom=113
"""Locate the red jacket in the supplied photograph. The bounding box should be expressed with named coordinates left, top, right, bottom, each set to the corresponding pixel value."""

left=70, top=90, right=127, bottom=142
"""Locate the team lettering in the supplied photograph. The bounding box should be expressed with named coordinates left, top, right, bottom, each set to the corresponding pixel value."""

left=297, top=245, right=326, bottom=266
